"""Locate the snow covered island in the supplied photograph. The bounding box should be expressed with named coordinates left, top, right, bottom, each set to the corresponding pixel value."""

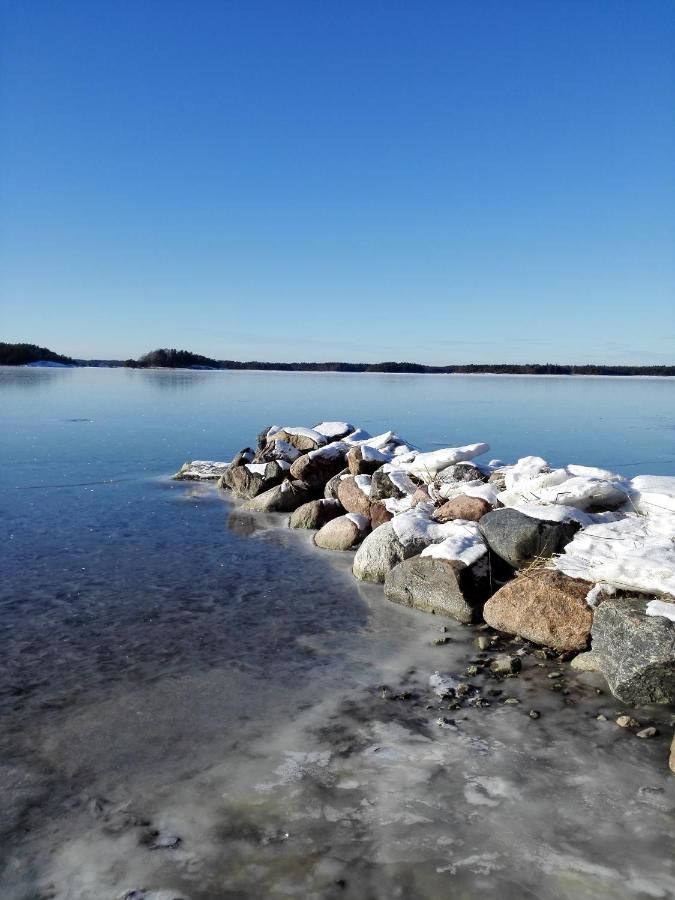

left=175, top=422, right=675, bottom=717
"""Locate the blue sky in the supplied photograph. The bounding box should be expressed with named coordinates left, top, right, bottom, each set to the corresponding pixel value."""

left=1, top=0, right=673, bottom=364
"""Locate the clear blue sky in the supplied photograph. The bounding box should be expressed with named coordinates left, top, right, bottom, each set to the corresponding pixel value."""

left=1, top=0, right=673, bottom=364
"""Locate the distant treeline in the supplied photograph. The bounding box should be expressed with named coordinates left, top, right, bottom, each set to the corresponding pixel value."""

left=123, top=348, right=675, bottom=376
left=2, top=343, right=673, bottom=375
left=0, top=342, right=75, bottom=366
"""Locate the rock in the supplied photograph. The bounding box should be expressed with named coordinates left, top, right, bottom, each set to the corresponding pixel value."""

left=483, top=570, right=593, bottom=651
left=384, top=555, right=489, bottom=623
left=433, top=495, right=491, bottom=523
left=591, top=597, right=675, bottom=705
left=313, top=421, right=355, bottom=441
left=174, top=460, right=230, bottom=482
left=226, top=461, right=286, bottom=498
left=230, top=447, right=255, bottom=467
left=570, top=650, right=601, bottom=672
left=346, top=446, right=383, bottom=476
left=529, top=709, right=540, bottom=719
left=488, top=470, right=508, bottom=491
left=289, top=498, right=343, bottom=530
left=410, top=485, right=431, bottom=507
left=256, top=425, right=272, bottom=451
left=267, top=428, right=324, bottom=452
left=479, top=508, right=580, bottom=569
left=337, top=476, right=372, bottom=518
left=314, top=514, right=370, bottom=550
left=370, top=500, right=394, bottom=530
left=370, top=469, right=417, bottom=501
left=439, top=463, right=488, bottom=484
left=353, top=523, right=409, bottom=583
left=616, top=715, right=641, bottom=729
left=490, top=655, right=521, bottom=675
left=670, top=734, right=675, bottom=773
left=636, top=726, right=657, bottom=739
left=242, top=480, right=315, bottom=513
left=324, top=468, right=350, bottom=500
left=290, top=448, right=347, bottom=488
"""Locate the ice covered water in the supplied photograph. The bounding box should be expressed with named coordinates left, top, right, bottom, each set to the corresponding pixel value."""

left=1, top=368, right=674, bottom=898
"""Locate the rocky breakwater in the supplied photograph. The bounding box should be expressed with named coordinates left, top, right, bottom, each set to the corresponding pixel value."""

left=175, top=423, right=675, bottom=771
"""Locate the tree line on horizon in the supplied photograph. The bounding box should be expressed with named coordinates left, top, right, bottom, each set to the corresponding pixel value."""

left=1, top=343, right=673, bottom=376
left=122, top=347, right=675, bottom=377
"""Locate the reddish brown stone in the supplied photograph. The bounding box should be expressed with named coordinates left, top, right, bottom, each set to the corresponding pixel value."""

left=433, top=495, right=491, bottom=523
left=370, top=500, right=393, bottom=529
left=483, top=569, right=593, bottom=651
left=337, top=476, right=372, bottom=518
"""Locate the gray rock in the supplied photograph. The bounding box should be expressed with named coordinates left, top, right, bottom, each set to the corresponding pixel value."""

left=256, top=425, right=272, bottom=451
left=230, top=447, right=255, bottom=467
left=289, top=498, right=344, bottom=530
left=226, top=461, right=286, bottom=498
left=174, top=460, right=230, bottom=482
left=242, top=480, right=315, bottom=513
left=314, top=514, right=369, bottom=550
left=490, top=655, right=522, bottom=675
left=384, top=555, right=488, bottom=623
left=370, top=469, right=411, bottom=501
left=352, top=523, right=407, bottom=583
left=438, top=463, right=488, bottom=484
left=592, top=596, right=675, bottom=705
left=479, top=508, right=580, bottom=569
left=570, top=650, right=602, bottom=672
left=324, top=468, right=350, bottom=500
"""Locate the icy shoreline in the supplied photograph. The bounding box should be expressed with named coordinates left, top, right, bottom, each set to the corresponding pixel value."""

left=175, top=420, right=675, bottom=769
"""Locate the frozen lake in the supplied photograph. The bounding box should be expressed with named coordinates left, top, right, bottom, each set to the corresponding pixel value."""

left=1, top=367, right=674, bottom=899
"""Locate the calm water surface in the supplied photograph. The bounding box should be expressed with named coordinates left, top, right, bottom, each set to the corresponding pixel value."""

left=1, top=368, right=674, bottom=900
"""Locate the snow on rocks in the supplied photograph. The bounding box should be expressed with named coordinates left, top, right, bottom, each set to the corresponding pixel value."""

left=553, top=515, right=675, bottom=598
left=390, top=443, right=490, bottom=483
left=173, top=460, right=230, bottom=481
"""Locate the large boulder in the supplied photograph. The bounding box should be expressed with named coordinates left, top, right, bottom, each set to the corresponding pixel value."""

left=337, top=476, right=372, bottom=518
left=314, top=514, right=370, bottom=550
left=324, top=469, right=350, bottom=500
left=289, top=445, right=347, bottom=488
left=433, top=495, right=491, bottom=523
left=352, top=522, right=408, bottom=582
left=591, top=597, right=675, bottom=705
left=483, top=570, right=593, bottom=651
left=242, top=480, right=315, bottom=513
left=479, top=508, right=580, bottom=569
left=384, top=555, right=488, bottom=623
left=226, top=461, right=286, bottom=498
left=289, top=498, right=343, bottom=530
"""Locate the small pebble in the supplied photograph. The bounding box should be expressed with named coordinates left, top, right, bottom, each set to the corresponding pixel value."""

left=596, top=714, right=607, bottom=721
left=465, top=665, right=479, bottom=676
left=475, top=636, right=491, bottom=651
left=529, top=709, right=540, bottom=719
left=636, top=726, right=658, bottom=739
left=616, top=715, right=641, bottom=729
left=432, top=636, right=450, bottom=645
left=503, top=698, right=520, bottom=705
left=547, top=672, right=563, bottom=680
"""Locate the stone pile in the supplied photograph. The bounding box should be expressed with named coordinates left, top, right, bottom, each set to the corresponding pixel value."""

left=175, top=421, right=675, bottom=714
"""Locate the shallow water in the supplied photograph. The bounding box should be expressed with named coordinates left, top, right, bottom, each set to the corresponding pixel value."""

left=1, top=368, right=674, bottom=899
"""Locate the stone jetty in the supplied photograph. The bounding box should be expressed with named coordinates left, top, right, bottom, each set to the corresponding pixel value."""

left=175, top=420, right=675, bottom=762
